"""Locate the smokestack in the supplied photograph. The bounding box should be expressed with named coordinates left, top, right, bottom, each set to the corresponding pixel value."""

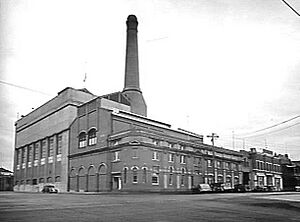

left=123, top=15, right=147, bottom=116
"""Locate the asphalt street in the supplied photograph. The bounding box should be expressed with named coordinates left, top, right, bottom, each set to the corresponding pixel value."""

left=0, top=192, right=300, bottom=222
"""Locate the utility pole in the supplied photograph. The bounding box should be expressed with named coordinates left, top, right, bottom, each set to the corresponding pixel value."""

left=207, top=133, right=219, bottom=146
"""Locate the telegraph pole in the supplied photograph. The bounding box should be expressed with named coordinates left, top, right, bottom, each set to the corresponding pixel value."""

left=207, top=133, right=219, bottom=146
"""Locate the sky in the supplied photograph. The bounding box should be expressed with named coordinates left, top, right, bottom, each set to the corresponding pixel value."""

left=1, top=0, right=300, bottom=171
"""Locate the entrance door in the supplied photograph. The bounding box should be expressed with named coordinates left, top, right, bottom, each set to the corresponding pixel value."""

left=113, top=176, right=121, bottom=190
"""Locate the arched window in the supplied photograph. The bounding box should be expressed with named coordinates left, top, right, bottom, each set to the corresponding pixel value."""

left=142, top=168, right=147, bottom=183
left=169, top=167, right=173, bottom=185
left=123, top=168, right=127, bottom=184
left=88, top=128, right=97, bottom=146
left=181, top=168, right=185, bottom=186
left=132, top=167, right=138, bottom=183
left=79, top=132, right=87, bottom=148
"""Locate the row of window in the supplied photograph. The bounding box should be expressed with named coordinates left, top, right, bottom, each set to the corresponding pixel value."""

left=16, top=133, right=63, bottom=165
left=257, top=176, right=281, bottom=187
left=152, top=139, right=239, bottom=160
left=112, top=150, right=239, bottom=171
left=123, top=167, right=191, bottom=186
left=78, top=129, right=97, bottom=148
left=15, top=176, right=61, bottom=185
left=256, top=161, right=281, bottom=172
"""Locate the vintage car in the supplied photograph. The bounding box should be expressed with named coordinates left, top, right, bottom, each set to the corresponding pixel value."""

left=192, top=184, right=212, bottom=193
left=42, top=185, right=58, bottom=193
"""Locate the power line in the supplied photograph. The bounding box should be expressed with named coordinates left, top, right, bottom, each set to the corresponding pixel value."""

left=237, top=115, right=300, bottom=137
left=240, top=121, right=300, bottom=139
left=281, top=0, right=300, bottom=16
left=0, top=80, right=53, bottom=96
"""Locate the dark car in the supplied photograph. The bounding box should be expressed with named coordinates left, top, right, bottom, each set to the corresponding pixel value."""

left=210, top=183, right=224, bottom=192
left=233, top=184, right=247, bottom=192
left=253, top=186, right=267, bottom=192
left=42, top=185, right=58, bottom=193
left=192, top=184, right=212, bottom=193
left=266, top=186, right=276, bottom=192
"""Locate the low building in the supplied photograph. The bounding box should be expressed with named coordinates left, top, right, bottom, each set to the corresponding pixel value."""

left=282, top=160, right=300, bottom=191
left=240, top=148, right=285, bottom=191
left=0, top=167, right=14, bottom=191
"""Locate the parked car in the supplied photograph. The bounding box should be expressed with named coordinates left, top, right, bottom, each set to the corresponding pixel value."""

left=210, top=183, right=224, bottom=192
left=266, top=186, right=276, bottom=192
left=253, top=186, right=267, bottom=192
left=295, top=186, right=300, bottom=192
left=42, top=185, right=58, bottom=193
left=222, top=183, right=234, bottom=192
left=192, top=184, right=212, bottom=193
left=233, top=184, right=247, bottom=192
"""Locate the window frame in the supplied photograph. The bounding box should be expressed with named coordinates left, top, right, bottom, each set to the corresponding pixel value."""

left=78, top=132, right=87, bottom=148
left=88, top=128, right=97, bottom=146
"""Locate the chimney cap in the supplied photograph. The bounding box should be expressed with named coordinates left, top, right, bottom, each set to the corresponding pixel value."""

left=127, top=15, right=137, bottom=22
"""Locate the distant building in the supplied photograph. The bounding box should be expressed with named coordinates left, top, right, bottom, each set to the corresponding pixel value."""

left=0, top=167, right=14, bottom=191
left=13, top=15, right=244, bottom=193
left=240, top=148, right=286, bottom=191
left=282, top=160, right=300, bottom=191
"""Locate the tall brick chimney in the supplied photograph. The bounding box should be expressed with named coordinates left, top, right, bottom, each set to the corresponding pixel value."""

left=122, top=15, right=147, bottom=116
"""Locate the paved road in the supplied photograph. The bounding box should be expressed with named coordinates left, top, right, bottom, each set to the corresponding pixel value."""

left=0, top=192, right=300, bottom=221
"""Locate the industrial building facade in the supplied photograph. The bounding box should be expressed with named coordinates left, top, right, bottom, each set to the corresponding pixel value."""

left=68, top=100, right=243, bottom=192
left=15, top=15, right=294, bottom=193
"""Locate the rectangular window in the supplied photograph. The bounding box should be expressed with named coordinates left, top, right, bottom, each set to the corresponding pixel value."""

left=16, top=149, right=21, bottom=169
left=152, top=173, right=159, bottom=185
left=207, top=159, right=212, bottom=167
left=27, top=145, right=33, bottom=163
left=152, top=151, right=159, bottom=160
left=169, top=174, right=173, bottom=185
left=113, top=151, right=120, bottom=161
left=41, top=140, right=47, bottom=159
left=180, top=155, right=186, bottom=164
left=235, top=164, right=239, bottom=171
left=48, top=137, right=54, bottom=157
left=216, top=161, right=221, bottom=168
left=258, top=176, right=264, bottom=186
left=21, top=148, right=26, bottom=166
left=181, top=175, right=185, bottom=186
left=168, top=153, right=174, bottom=162
left=34, top=142, right=39, bottom=160
left=225, top=162, right=229, bottom=169
left=57, top=133, right=62, bottom=155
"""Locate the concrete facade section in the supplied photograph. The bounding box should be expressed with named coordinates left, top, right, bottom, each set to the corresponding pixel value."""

left=14, top=88, right=95, bottom=193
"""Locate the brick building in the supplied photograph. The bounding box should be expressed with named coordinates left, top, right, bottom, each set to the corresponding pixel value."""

left=282, top=160, right=300, bottom=191
left=240, top=148, right=284, bottom=191
left=0, top=167, right=14, bottom=191
left=14, top=15, right=243, bottom=193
